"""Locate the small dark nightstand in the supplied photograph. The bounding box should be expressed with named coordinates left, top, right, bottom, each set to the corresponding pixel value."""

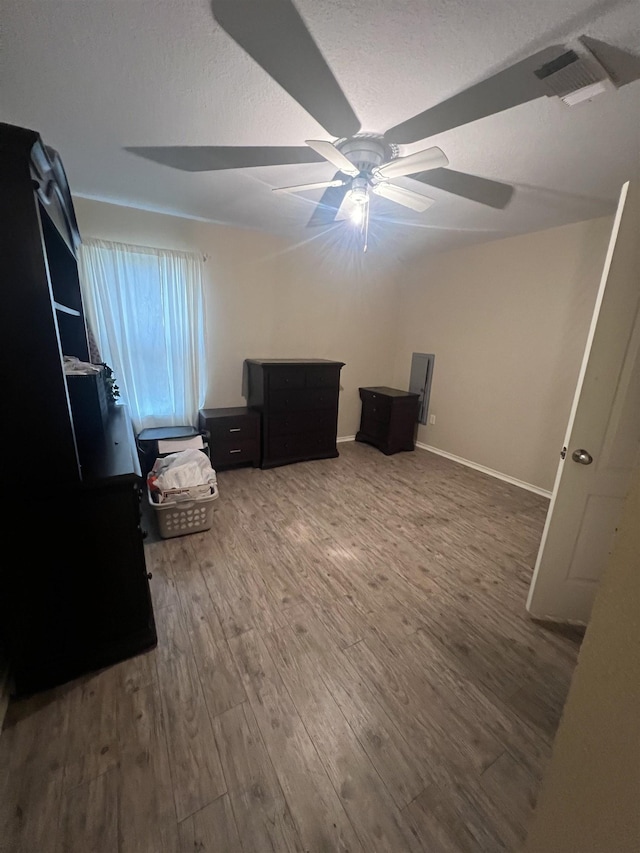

left=356, top=387, right=420, bottom=455
left=198, top=407, right=261, bottom=470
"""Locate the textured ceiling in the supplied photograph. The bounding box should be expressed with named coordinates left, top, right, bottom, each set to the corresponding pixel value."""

left=2, top=0, right=640, bottom=261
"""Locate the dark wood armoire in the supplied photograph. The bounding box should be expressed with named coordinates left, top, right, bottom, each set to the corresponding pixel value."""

left=0, top=122, right=156, bottom=696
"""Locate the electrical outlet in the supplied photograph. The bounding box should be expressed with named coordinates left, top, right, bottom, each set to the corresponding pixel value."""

left=429, top=414, right=436, bottom=425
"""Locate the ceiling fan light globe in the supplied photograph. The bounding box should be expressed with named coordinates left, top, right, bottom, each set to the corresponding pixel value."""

left=349, top=184, right=369, bottom=205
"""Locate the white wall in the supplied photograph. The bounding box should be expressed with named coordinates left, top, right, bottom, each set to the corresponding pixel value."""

left=391, top=217, right=613, bottom=491
left=73, top=197, right=401, bottom=437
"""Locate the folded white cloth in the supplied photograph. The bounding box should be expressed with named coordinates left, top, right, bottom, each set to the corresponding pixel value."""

left=63, top=355, right=102, bottom=375
left=149, top=448, right=217, bottom=502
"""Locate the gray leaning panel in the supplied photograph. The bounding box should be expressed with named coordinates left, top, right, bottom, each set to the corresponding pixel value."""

left=409, top=352, right=435, bottom=425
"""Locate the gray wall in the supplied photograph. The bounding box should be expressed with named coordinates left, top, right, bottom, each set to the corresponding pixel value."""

left=75, top=196, right=612, bottom=491
left=391, top=216, right=613, bottom=491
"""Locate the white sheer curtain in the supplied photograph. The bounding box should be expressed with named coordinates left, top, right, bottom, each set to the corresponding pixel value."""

left=78, top=238, right=206, bottom=433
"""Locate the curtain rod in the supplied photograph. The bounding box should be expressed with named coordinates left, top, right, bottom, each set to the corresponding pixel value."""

left=82, top=236, right=208, bottom=263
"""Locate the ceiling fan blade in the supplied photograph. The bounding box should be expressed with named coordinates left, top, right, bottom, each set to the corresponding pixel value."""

left=210, top=0, right=360, bottom=138
left=124, top=145, right=326, bottom=172
left=272, top=178, right=346, bottom=194
left=307, top=178, right=350, bottom=227
left=376, top=146, right=449, bottom=179
left=385, top=45, right=564, bottom=143
left=305, top=140, right=360, bottom=177
left=372, top=182, right=434, bottom=212
left=409, top=168, right=514, bottom=209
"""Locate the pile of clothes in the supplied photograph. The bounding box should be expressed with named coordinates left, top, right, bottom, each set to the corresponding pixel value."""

left=147, top=448, right=218, bottom=504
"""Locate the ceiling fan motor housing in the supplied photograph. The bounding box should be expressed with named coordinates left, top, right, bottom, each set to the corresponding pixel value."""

left=336, top=134, right=397, bottom=178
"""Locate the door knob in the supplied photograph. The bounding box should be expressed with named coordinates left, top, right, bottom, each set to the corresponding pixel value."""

left=571, top=449, right=593, bottom=465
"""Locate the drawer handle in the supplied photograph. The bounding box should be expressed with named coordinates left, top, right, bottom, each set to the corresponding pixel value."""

left=229, top=428, right=241, bottom=433
left=229, top=449, right=242, bottom=454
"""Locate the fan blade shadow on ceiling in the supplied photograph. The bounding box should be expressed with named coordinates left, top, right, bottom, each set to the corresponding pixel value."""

left=408, top=169, right=515, bottom=209
left=307, top=176, right=350, bottom=227
left=124, top=145, right=326, bottom=172
left=210, top=0, right=360, bottom=138
left=580, top=36, right=640, bottom=86
left=508, top=182, right=617, bottom=219
left=496, top=0, right=634, bottom=72
left=385, top=45, right=565, bottom=144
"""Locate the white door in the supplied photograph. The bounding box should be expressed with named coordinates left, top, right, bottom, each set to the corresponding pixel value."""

left=526, top=181, right=640, bottom=625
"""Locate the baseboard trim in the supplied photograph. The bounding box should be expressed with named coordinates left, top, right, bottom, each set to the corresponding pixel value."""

left=529, top=614, right=588, bottom=632
left=415, top=442, right=552, bottom=498
left=337, top=435, right=356, bottom=444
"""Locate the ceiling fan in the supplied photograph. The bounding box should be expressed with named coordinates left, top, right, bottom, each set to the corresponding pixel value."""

left=126, top=1, right=630, bottom=244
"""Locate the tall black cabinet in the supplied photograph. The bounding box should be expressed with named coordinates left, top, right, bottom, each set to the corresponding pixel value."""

left=245, top=359, right=344, bottom=468
left=0, top=122, right=157, bottom=697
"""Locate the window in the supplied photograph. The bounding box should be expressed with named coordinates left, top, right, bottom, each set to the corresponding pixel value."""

left=78, top=239, right=206, bottom=433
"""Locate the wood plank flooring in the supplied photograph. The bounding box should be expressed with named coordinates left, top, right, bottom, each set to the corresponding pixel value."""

left=0, top=442, right=583, bottom=852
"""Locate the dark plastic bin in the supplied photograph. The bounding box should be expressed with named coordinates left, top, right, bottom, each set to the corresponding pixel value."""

left=136, top=425, right=210, bottom=477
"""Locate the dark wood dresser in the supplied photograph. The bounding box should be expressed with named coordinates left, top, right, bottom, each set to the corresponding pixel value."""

left=245, top=359, right=344, bottom=469
left=356, top=387, right=420, bottom=455
left=199, top=407, right=261, bottom=470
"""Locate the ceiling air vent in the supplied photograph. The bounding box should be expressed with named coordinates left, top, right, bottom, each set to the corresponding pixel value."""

left=535, top=41, right=617, bottom=106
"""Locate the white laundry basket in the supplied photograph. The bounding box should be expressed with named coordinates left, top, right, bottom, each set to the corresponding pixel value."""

left=149, top=484, right=219, bottom=539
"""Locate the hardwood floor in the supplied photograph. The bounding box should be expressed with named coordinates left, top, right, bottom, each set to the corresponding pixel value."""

left=0, top=442, right=583, bottom=852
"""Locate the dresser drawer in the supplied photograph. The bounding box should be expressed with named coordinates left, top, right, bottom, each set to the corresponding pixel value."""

left=268, top=367, right=306, bottom=390
left=305, top=365, right=341, bottom=388
left=266, top=430, right=336, bottom=461
left=358, top=414, right=389, bottom=440
left=210, top=438, right=260, bottom=468
left=268, top=410, right=337, bottom=437
left=207, top=414, right=259, bottom=441
left=269, top=388, right=338, bottom=412
left=199, top=408, right=260, bottom=435
left=362, top=398, right=392, bottom=423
